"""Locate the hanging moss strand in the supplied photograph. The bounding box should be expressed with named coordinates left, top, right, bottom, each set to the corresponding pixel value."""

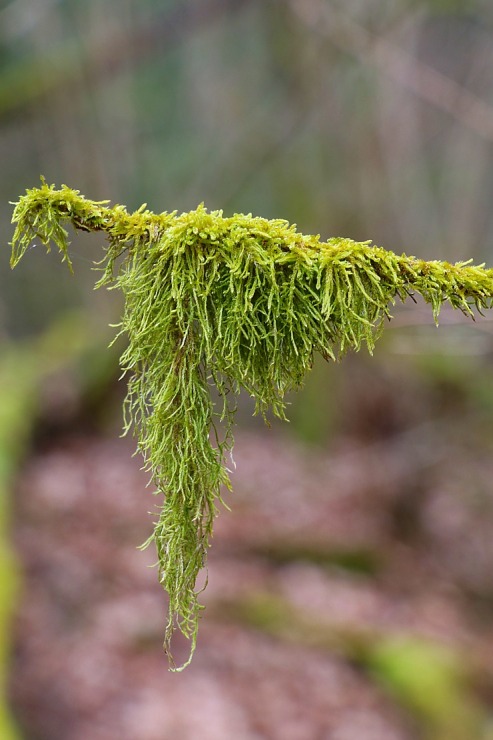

left=9, top=181, right=493, bottom=669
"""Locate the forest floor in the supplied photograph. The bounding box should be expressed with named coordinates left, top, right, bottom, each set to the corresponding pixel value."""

left=8, top=412, right=493, bottom=740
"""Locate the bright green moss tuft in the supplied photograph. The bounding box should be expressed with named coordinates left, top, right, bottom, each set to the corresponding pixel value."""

left=10, top=181, right=493, bottom=669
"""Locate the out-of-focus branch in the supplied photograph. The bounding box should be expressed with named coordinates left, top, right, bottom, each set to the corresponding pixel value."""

left=288, top=0, right=493, bottom=143
left=0, top=0, right=63, bottom=40
left=0, top=0, right=253, bottom=115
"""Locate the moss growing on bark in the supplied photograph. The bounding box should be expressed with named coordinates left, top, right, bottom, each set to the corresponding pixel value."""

left=10, top=180, right=493, bottom=669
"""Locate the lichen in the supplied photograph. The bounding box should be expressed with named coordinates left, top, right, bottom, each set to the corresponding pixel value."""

left=9, top=180, right=493, bottom=669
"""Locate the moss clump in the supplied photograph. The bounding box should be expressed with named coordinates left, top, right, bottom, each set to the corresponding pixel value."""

left=9, top=180, right=493, bottom=669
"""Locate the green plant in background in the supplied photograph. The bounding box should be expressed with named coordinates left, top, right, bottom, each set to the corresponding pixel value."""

left=9, top=180, right=493, bottom=670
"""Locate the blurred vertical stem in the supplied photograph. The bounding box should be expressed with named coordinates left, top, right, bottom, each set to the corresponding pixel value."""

left=0, top=314, right=113, bottom=736
left=0, top=348, right=31, bottom=739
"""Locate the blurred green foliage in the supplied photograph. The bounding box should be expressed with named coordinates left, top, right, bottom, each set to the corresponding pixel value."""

left=369, top=636, right=485, bottom=740
left=224, top=591, right=493, bottom=740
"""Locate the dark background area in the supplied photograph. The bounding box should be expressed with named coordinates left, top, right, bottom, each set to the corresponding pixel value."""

left=3, top=1, right=493, bottom=738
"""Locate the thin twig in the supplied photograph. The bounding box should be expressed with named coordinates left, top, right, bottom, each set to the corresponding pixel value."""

left=288, top=0, right=493, bottom=143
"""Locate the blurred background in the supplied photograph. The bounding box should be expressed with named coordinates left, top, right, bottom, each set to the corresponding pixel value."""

left=2, top=0, right=493, bottom=738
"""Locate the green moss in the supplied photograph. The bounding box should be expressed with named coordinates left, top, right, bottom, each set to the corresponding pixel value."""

left=10, top=180, right=493, bottom=669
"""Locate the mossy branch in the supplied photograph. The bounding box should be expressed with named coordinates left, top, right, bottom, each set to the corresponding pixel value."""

left=9, top=180, right=493, bottom=669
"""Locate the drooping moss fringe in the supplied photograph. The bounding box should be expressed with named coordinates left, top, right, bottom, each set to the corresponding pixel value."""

left=10, top=180, right=493, bottom=669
